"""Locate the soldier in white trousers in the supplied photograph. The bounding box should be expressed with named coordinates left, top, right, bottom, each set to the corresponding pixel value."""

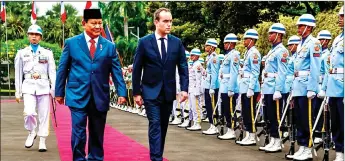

left=185, top=48, right=204, bottom=131
left=14, top=24, right=56, bottom=152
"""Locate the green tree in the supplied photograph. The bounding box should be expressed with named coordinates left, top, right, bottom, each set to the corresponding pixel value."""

left=39, top=3, right=83, bottom=47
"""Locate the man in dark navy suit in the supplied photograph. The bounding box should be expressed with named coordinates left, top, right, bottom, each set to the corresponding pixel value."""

left=55, top=9, right=127, bottom=161
left=132, top=8, right=189, bottom=161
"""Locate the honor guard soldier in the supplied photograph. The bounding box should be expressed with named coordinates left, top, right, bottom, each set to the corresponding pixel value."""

left=202, top=39, right=221, bottom=135
left=14, top=24, right=56, bottom=152
left=178, top=59, right=193, bottom=128
left=292, top=14, right=321, bottom=160
left=283, top=36, right=300, bottom=104
left=170, top=51, right=190, bottom=125
left=237, top=29, right=261, bottom=146
left=186, top=48, right=204, bottom=131
left=259, top=23, right=288, bottom=152
left=218, top=33, right=241, bottom=140
left=313, top=30, right=332, bottom=143
left=324, top=6, right=344, bottom=161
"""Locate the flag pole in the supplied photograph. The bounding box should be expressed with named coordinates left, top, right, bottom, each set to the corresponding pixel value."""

left=5, top=21, right=10, bottom=97
left=62, top=23, right=64, bottom=46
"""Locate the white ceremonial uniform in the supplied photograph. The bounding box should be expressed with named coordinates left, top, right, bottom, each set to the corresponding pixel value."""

left=15, top=45, right=56, bottom=137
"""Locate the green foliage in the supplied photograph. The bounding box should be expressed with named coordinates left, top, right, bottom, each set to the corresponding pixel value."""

left=0, top=39, right=62, bottom=66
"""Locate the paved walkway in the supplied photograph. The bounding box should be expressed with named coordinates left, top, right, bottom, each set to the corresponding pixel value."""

left=1, top=99, right=336, bottom=161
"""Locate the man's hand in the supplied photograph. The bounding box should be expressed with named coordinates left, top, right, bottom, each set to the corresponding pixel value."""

left=179, top=91, right=188, bottom=103
left=56, top=96, right=64, bottom=104
left=134, top=95, right=144, bottom=106
left=15, top=97, right=20, bottom=103
left=117, top=97, right=127, bottom=105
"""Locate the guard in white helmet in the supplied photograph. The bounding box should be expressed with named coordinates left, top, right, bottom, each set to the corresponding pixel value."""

left=186, top=48, right=204, bottom=131
left=324, top=6, right=344, bottom=161
left=202, top=39, right=221, bottom=135
left=313, top=30, right=332, bottom=144
left=237, top=29, right=261, bottom=146
left=199, top=57, right=207, bottom=120
left=259, top=23, right=288, bottom=152
left=283, top=36, right=300, bottom=105
left=14, top=24, right=56, bottom=152
left=292, top=14, right=321, bottom=160
left=218, top=33, right=241, bottom=140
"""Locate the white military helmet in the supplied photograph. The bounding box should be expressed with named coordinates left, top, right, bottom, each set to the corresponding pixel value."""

left=185, top=51, right=190, bottom=58
left=317, top=30, right=332, bottom=40
left=224, top=33, right=238, bottom=43
left=243, top=29, right=259, bottom=39
left=27, top=24, right=43, bottom=36
left=339, top=6, right=344, bottom=15
left=296, top=14, right=316, bottom=27
left=287, top=35, right=301, bottom=45
left=205, top=39, right=218, bottom=47
left=190, top=48, right=201, bottom=56
left=268, top=23, right=286, bottom=35
left=218, top=54, right=225, bottom=61
left=198, top=57, right=204, bottom=64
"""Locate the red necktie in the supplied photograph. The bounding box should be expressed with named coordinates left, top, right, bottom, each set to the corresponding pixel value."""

left=89, top=39, right=96, bottom=59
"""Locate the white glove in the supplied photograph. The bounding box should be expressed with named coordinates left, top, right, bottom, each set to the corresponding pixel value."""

left=15, top=92, right=22, bottom=99
left=50, top=89, right=55, bottom=98
left=307, top=91, right=316, bottom=99
left=246, top=89, right=254, bottom=98
left=317, top=90, right=325, bottom=99
left=209, top=89, right=215, bottom=96
left=273, top=91, right=282, bottom=100
left=228, top=91, right=234, bottom=97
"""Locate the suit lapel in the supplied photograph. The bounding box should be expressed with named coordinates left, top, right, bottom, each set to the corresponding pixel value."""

left=164, top=35, right=172, bottom=65
left=150, top=34, right=162, bottom=63
left=78, top=33, right=91, bottom=60
left=94, top=36, right=106, bottom=60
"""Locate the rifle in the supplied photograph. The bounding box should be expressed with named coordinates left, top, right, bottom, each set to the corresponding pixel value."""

left=312, top=97, right=330, bottom=159
left=255, top=95, right=269, bottom=147
left=285, top=96, right=295, bottom=160
left=278, top=93, right=293, bottom=148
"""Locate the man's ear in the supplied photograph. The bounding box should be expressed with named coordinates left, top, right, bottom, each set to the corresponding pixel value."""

left=82, top=20, right=86, bottom=26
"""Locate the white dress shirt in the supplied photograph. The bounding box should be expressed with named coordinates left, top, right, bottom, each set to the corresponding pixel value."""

left=84, top=31, right=99, bottom=50
left=155, top=31, right=168, bottom=58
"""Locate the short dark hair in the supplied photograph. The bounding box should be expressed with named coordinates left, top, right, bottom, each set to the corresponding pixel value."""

left=154, top=8, right=171, bottom=21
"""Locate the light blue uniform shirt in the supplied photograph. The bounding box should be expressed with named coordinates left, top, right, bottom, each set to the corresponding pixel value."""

left=292, top=34, right=321, bottom=96
left=203, top=52, right=220, bottom=89
left=219, top=49, right=240, bottom=93
left=239, top=46, right=261, bottom=94
left=261, top=43, right=288, bottom=94
left=325, top=32, right=344, bottom=97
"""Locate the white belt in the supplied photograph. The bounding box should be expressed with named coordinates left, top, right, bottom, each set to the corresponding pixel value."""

left=223, top=74, right=231, bottom=78
left=294, top=71, right=310, bottom=77
left=241, top=73, right=251, bottom=78
left=24, top=73, right=48, bottom=80
left=319, top=75, right=324, bottom=84
left=286, top=75, right=294, bottom=79
left=264, top=72, right=277, bottom=78
left=330, top=68, right=344, bottom=74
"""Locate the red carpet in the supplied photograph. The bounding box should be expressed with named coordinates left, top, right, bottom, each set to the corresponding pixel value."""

left=51, top=102, right=168, bottom=161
